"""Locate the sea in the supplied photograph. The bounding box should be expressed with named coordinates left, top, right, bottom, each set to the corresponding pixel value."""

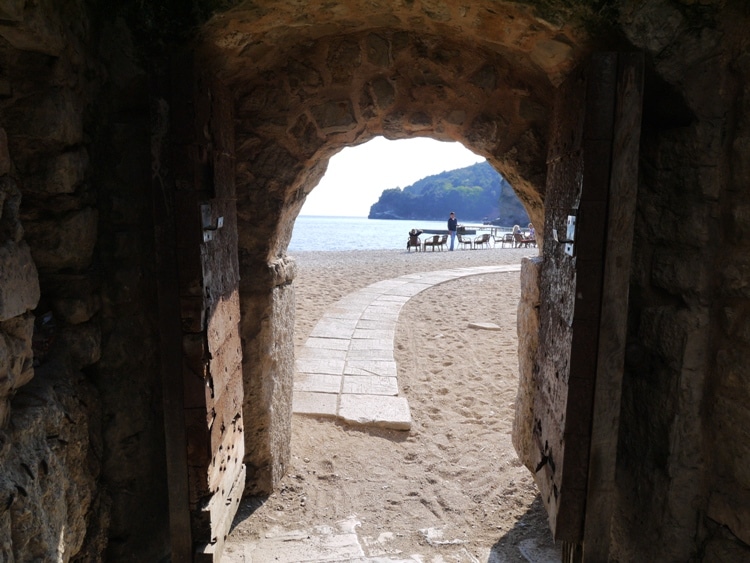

left=288, top=215, right=508, bottom=252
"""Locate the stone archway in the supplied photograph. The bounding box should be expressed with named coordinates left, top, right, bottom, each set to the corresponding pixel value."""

left=196, top=14, right=584, bottom=496
left=2, top=1, right=749, bottom=561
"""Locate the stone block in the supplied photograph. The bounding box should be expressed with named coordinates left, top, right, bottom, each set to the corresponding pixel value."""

left=345, top=348, right=393, bottom=361
left=344, top=359, right=397, bottom=377
left=338, top=394, right=411, bottom=430
left=651, top=248, right=708, bottom=298
left=24, top=208, right=97, bottom=271
left=310, top=100, right=356, bottom=133
left=244, top=516, right=364, bottom=562
left=722, top=256, right=750, bottom=298
left=351, top=328, right=395, bottom=341
left=296, top=346, right=347, bottom=361
left=446, top=110, right=466, bottom=125
left=310, top=320, right=357, bottom=339
left=0, top=0, right=24, bottom=22
left=51, top=294, right=100, bottom=325
left=0, top=241, right=40, bottom=321
left=326, top=38, right=360, bottom=82
left=294, top=373, right=342, bottom=394
left=0, top=129, right=9, bottom=176
left=467, top=322, right=502, bottom=331
left=295, top=358, right=345, bottom=376
left=730, top=203, right=750, bottom=240
left=6, top=89, right=82, bottom=144
left=708, top=488, right=750, bottom=546
left=348, top=338, right=392, bottom=351
left=0, top=397, right=8, bottom=428
left=513, top=304, right=539, bottom=472
left=304, top=337, right=350, bottom=351
left=0, top=1, right=66, bottom=55
left=293, top=391, right=338, bottom=418
left=622, top=2, right=684, bottom=56
left=25, top=148, right=88, bottom=194
left=639, top=307, right=689, bottom=372
left=0, top=176, right=22, bottom=242
left=366, top=33, right=391, bottom=67
left=470, top=64, right=498, bottom=91
left=53, top=322, right=101, bottom=369
left=341, top=375, right=398, bottom=395
left=520, top=256, right=542, bottom=303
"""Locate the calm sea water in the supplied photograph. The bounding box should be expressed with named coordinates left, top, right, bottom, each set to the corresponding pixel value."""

left=289, top=216, right=503, bottom=252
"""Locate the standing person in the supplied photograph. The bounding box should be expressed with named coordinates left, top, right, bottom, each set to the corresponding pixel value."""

left=447, top=211, right=458, bottom=251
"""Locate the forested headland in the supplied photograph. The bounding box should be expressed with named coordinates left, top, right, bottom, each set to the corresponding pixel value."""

left=368, top=161, right=529, bottom=225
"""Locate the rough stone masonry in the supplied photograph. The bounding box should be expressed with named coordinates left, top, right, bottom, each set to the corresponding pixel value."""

left=0, top=1, right=749, bottom=561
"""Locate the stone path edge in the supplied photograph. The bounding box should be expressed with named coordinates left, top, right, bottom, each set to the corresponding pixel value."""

left=292, top=264, right=522, bottom=430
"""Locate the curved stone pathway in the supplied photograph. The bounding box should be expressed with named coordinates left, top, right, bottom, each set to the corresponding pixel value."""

left=292, top=264, right=522, bottom=430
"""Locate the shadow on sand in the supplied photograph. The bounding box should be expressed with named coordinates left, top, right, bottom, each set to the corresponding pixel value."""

left=487, top=495, right=561, bottom=562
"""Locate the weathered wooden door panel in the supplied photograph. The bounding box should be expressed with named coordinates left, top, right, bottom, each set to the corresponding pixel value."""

left=153, top=53, right=245, bottom=562
left=533, top=52, right=643, bottom=553
left=582, top=53, right=645, bottom=561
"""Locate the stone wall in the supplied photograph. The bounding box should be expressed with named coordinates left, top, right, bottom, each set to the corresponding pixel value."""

left=703, top=7, right=750, bottom=557
left=0, top=0, right=748, bottom=561
left=612, top=2, right=750, bottom=560
left=0, top=2, right=169, bottom=561
left=512, top=256, right=541, bottom=474
left=239, top=257, right=297, bottom=495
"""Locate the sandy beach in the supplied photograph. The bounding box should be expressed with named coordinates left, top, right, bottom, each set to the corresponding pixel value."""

left=226, top=247, right=558, bottom=562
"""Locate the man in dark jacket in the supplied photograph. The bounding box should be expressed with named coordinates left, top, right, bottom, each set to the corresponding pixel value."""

left=447, top=211, right=458, bottom=250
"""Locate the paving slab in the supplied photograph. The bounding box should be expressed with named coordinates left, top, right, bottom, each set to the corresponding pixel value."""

left=338, top=395, right=412, bottom=430
left=304, top=337, right=351, bottom=350
left=296, top=358, right=346, bottom=376
left=348, top=338, right=393, bottom=350
left=297, top=347, right=348, bottom=360
left=374, top=294, right=411, bottom=303
left=294, top=373, right=342, bottom=394
left=345, top=348, right=394, bottom=361
left=364, top=301, right=404, bottom=313
left=293, top=391, right=339, bottom=417
left=356, top=319, right=395, bottom=330
left=352, top=328, right=395, bottom=340
left=325, top=308, right=364, bottom=320
left=342, top=375, right=399, bottom=395
left=359, top=310, right=400, bottom=323
left=310, top=322, right=358, bottom=339
left=242, top=521, right=364, bottom=562
left=344, top=360, right=398, bottom=377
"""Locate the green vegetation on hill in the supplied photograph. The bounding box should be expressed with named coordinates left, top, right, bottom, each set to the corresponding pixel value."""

left=368, top=161, right=529, bottom=226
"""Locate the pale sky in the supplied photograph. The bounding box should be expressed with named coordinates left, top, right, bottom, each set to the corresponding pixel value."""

left=300, top=136, right=486, bottom=217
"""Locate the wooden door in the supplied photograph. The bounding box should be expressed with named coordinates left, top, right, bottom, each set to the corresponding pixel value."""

left=153, top=53, right=245, bottom=562
left=532, top=52, right=643, bottom=560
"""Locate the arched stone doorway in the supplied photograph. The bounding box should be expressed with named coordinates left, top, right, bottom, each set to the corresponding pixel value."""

left=2, top=1, right=749, bottom=562
left=196, top=12, right=569, bottom=487
left=166, top=4, right=636, bottom=560
left=151, top=10, right=575, bottom=556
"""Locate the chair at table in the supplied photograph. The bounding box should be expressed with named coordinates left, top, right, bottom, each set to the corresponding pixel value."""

left=407, top=236, right=422, bottom=252
left=407, top=231, right=422, bottom=252
left=423, top=235, right=441, bottom=251
left=500, top=233, right=514, bottom=248
left=513, top=232, right=533, bottom=248
left=457, top=234, right=473, bottom=249
left=473, top=233, right=492, bottom=249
